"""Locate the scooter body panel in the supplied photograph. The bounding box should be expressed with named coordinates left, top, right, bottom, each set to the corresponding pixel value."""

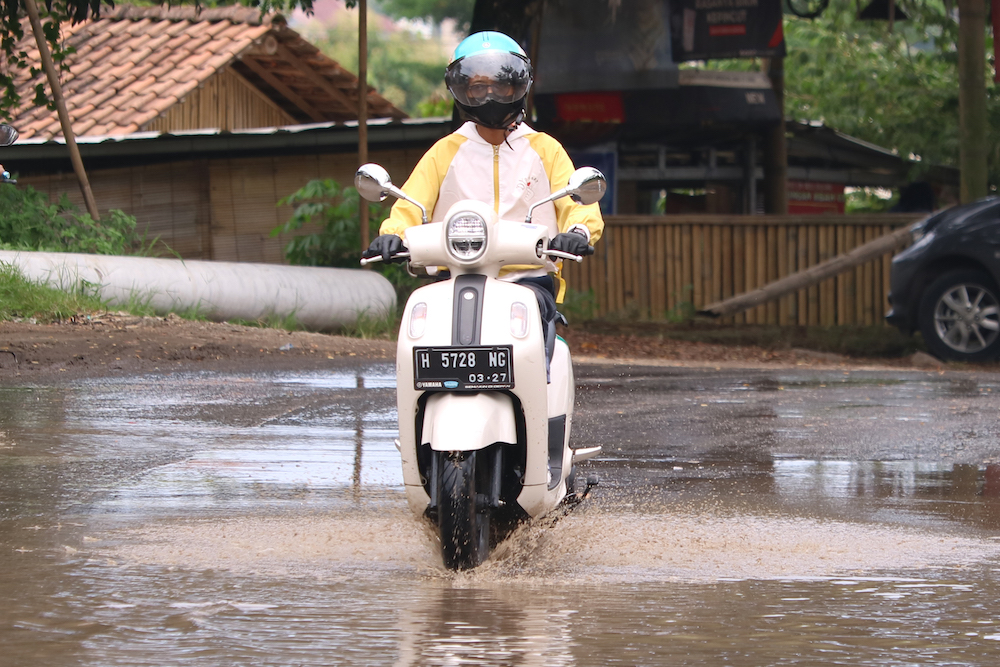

left=422, top=392, right=517, bottom=452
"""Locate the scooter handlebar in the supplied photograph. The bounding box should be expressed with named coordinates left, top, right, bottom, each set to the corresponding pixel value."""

left=542, top=249, right=586, bottom=263
left=359, top=249, right=588, bottom=266
left=359, top=251, right=410, bottom=266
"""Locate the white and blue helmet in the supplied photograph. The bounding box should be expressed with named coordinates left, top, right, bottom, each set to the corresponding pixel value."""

left=445, top=31, right=533, bottom=129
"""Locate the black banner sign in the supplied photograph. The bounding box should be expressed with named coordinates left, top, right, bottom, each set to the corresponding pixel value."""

left=670, top=0, right=786, bottom=61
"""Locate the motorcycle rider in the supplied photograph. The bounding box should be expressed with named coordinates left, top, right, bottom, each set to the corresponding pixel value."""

left=362, top=31, right=604, bottom=348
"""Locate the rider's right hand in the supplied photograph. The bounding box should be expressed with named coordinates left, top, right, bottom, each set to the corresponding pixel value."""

left=363, top=234, right=407, bottom=263
left=549, top=230, right=594, bottom=257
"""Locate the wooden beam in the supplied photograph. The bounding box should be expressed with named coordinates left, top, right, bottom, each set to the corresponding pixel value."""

left=699, top=223, right=917, bottom=318
left=239, top=56, right=326, bottom=123
left=273, top=42, right=359, bottom=116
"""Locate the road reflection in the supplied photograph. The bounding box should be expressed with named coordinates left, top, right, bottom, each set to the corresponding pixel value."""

left=394, top=584, right=575, bottom=667
left=2, top=364, right=1000, bottom=665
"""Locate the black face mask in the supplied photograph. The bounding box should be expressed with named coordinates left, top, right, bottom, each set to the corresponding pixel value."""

left=456, top=98, right=526, bottom=130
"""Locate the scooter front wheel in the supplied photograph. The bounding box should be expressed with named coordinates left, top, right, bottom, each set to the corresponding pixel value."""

left=438, top=451, right=490, bottom=570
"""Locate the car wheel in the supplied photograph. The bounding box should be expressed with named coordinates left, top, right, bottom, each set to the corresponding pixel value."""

left=918, top=269, right=1000, bottom=362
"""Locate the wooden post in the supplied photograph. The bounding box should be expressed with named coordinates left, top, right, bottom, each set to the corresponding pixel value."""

left=358, top=0, right=370, bottom=254
left=993, top=0, right=1000, bottom=83
left=762, top=57, right=787, bottom=214
left=957, top=0, right=988, bottom=203
left=23, top=0, right=100, bottom=221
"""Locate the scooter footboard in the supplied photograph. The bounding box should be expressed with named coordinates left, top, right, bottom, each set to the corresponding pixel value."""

left=422, top=392, right=518, bottom=451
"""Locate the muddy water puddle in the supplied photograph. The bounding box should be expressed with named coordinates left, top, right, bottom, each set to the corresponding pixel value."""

left=3, top=365, right=1000, bottom=665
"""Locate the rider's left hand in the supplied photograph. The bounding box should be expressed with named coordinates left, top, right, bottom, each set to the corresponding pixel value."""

left=549, top=230, right=593, bottom=256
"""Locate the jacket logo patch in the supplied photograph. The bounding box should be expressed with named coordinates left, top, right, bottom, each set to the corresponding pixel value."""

left=515, top=176, right=535, bottom=202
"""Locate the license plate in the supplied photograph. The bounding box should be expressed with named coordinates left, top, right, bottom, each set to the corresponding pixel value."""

left=413, top=346, right=514, bottom=390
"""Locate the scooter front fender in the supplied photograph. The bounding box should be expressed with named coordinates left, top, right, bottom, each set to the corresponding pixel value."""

left=422, top=392, right=517, bottom=451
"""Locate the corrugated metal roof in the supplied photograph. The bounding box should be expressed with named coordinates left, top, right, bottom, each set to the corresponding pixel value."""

left=10, top=5, right=406, bottom=140
left=4, top=117, right=454, bottom=170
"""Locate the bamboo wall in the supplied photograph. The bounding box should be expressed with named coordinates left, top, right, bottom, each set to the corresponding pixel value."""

left=20, top=161, right=212, bottom=258
left=207, top=148, right=428, bottom=263
left=19, top=148, right=426, bottom=262
left=561, top=214, right=924, bottom=326
left=143, top=69, right=296, bottom=132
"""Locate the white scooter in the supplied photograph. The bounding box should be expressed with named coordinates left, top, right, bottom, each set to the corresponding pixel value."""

left=356, top=163, right=605, bottom=570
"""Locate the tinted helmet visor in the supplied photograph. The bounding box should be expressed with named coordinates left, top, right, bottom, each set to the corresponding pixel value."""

left=445, top=51, right=532, bottom=108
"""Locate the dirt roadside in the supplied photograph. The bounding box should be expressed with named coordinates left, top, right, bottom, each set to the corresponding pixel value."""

left=0, top=313, right=969, bottom=383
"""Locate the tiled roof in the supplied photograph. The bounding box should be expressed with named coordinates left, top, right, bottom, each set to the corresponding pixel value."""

left=10, top=5, right=406, bottom=140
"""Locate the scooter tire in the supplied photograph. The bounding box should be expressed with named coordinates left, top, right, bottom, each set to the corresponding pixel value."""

left=438, top=451, right=490, bottom=570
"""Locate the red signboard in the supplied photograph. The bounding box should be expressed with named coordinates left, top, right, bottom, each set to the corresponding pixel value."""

left=709, top=24, right=747, bottom=36
left=555, top=92, right=626, bottom=123
left=787, top=180, right=845, bottom=215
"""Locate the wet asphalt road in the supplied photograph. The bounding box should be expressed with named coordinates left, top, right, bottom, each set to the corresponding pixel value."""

left=3, top=361, right=1000, bottom=665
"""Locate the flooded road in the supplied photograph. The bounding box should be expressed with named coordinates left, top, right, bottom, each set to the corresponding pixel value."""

left=3, top=363, right=1000, bottom=665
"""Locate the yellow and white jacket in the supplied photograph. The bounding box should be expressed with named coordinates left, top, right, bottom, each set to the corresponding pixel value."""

left=379, top=122, right=604, bottom=294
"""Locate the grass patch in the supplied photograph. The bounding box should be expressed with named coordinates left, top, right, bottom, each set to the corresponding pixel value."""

left=0, top=262, right=106, bottom=322
left=229, top=312, right=302, bottom=331
left=576, top=319, right=926, bottom=358
left=339, top=309, right=399, bottom=340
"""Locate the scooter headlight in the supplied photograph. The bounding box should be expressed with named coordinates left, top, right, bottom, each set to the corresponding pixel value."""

left=446, top=212, right=487, bottom=261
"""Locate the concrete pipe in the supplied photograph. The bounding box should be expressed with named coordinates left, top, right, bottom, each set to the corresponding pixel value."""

left=0, top=250, right=397, bottom=331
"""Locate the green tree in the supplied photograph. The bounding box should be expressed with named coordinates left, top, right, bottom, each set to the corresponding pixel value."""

left=273, top=178, right=418, bottom=303
left=0, top=184, right=153, bottom=255
left=374, top=0, right=473, bottom=31
left=704, top=0, right=998, bottom=191
left=783, top=0, right=997, bottom=189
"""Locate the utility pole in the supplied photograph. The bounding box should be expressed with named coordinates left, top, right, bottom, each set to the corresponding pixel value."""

left=957, top=0, right=988, bottom=202
left=358, top=0, right=370, bottom=254
left=23, top=0, right=101, bottom=221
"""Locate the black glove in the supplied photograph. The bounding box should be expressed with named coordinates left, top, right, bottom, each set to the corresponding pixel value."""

left=549, top=230, right=593, bottom=257
left=363, top=234, right=407, bottom=263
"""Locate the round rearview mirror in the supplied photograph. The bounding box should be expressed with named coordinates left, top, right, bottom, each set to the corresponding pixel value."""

left=355, top=163, right=392, bottom=202
left=0, top=124, right=18, bottom=147
left=566, top=167, right=607, bottom=206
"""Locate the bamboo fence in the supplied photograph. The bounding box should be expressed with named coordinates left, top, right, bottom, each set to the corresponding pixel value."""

left=561, top=214, right=925, bottom=326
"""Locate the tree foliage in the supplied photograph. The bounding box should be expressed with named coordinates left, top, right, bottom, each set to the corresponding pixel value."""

left=273, top=178, right=385, bottom=268
left=782, top=0, right=998, bottom=188
left=705, top=0, right=998, bottom=190
left=0, top=183, right=151, bottom=254
left=296, top=6, right=451, bottom=116
left=273, top=178, right=418, bottom=303
left=374, top=0, right=472, bottom=30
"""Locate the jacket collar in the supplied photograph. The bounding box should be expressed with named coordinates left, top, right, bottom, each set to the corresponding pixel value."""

left=457, top=121, right=535, bottom=145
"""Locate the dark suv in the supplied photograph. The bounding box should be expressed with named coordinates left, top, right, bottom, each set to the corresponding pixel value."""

left=887, top=197, right=1000, bottom=362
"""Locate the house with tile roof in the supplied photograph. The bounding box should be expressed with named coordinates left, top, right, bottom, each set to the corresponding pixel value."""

left=10, top=5, right=405, bottom=139
left=7, top=5, right=432, bottom=263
